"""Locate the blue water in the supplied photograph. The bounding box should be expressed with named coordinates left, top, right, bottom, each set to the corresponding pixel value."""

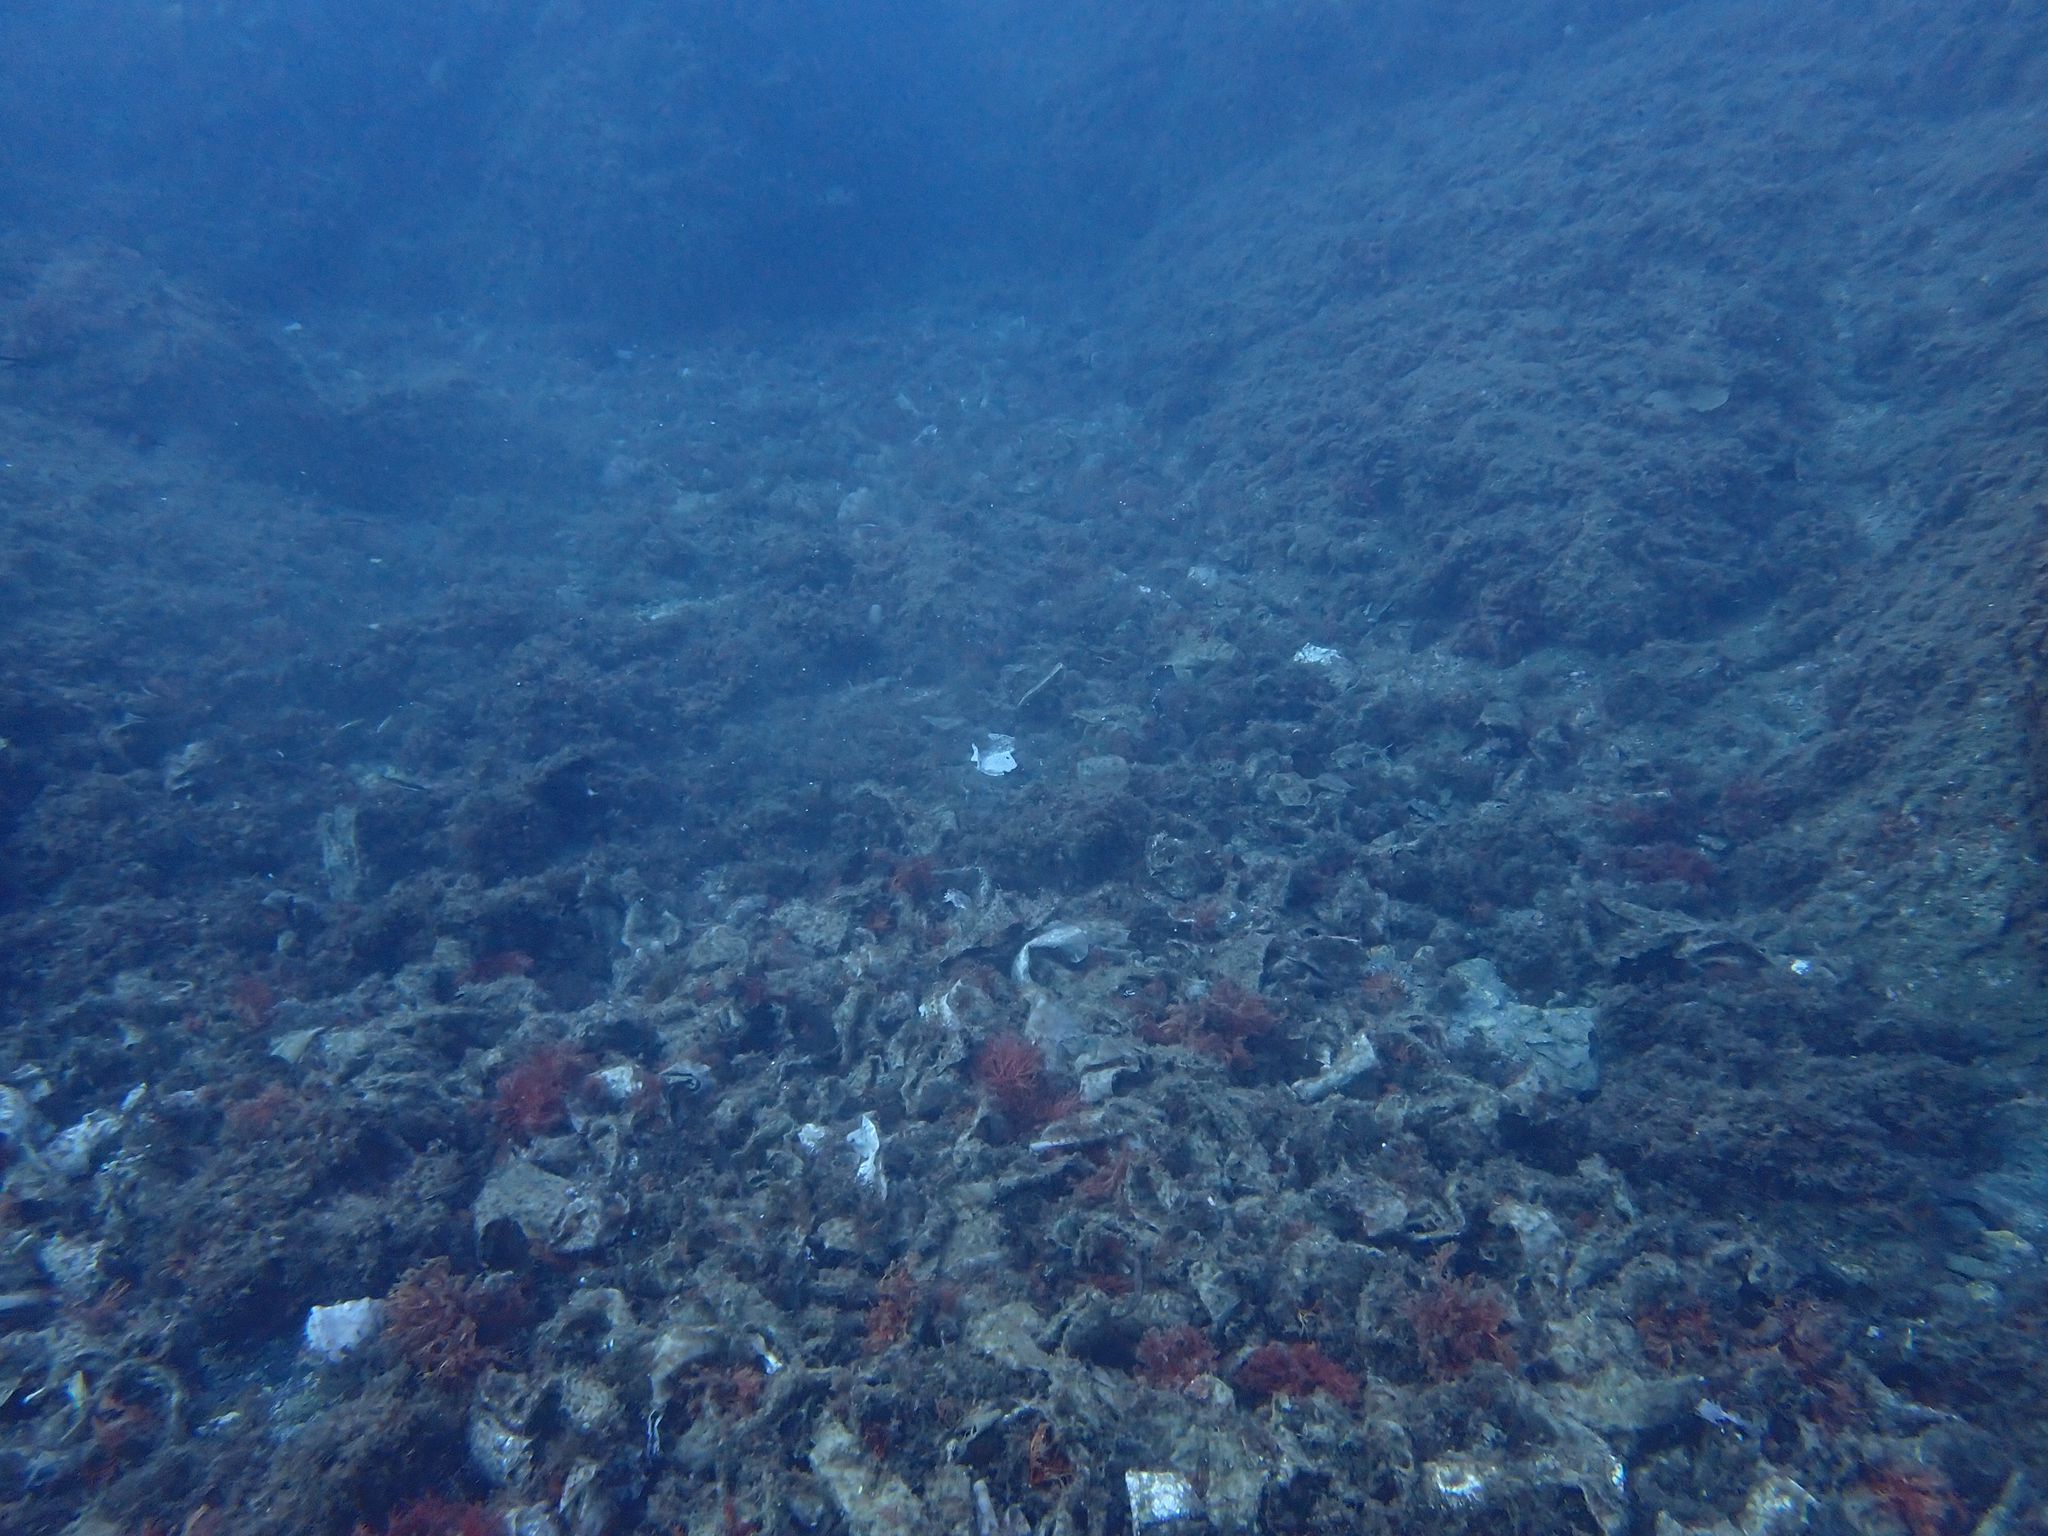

left=1, top=3, right=2043, bottom=1533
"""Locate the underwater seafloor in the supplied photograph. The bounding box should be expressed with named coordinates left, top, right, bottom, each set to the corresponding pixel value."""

left=3, top=5, right=2047, bottom=1536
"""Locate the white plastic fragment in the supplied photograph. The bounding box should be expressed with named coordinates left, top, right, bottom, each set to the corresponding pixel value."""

left=847, top=1113, right=887, bottom=1198
left=1011, top=922, right=1097, bottom=988
left=918, top=980, right=971, bottom=1034
left=162, top=739, right=214, bottom=792
left=1012, top=922, right=1109, bottom=1049
left=795, top=1122, right=830, bottom=1156
left=1291, top=1031, right=1381, bottom=1103
left=1015, top=662, right=1064, bottom=709
left=1126, top=1470, right=1203, bottom=1529
left=304, top=1298, right=384, bottom=1361
left=270, top=1027, right=323, bottom=1064
left=970, top=733, right=1018, bottom=776
left=1292, top=643, right=1357, bottom=688
left=1027, top=1122, right=1119, bottom=1157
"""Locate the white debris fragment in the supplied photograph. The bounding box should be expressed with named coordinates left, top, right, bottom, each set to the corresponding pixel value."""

left=795, top=1122, right=830, bottom=1157
left=970, top=733, right=1018, bottom=776
left=588, top=1063, right=650, bottom=1106
left=270, top=1027, right=323, bottom=1065
left=1292, top=643, right=1358, bottom=688
left=162, top=739, right=214, bottom=793
left=1012, top=922, right=1098, bottom=989
left=1126, top=1470, right=1203, bottom=1529
left=917, top=980, right=972, bottom=1034
left=304, top=1298, right=384, bottom=1361
left=1027, top=1121, right=1119, bottom=1157
left=748, top=1331, right=785, bottom=1375
left=847, top=1113, right=887, bottom=1197
left=1291, top=1031, right=1381, bottom=1103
